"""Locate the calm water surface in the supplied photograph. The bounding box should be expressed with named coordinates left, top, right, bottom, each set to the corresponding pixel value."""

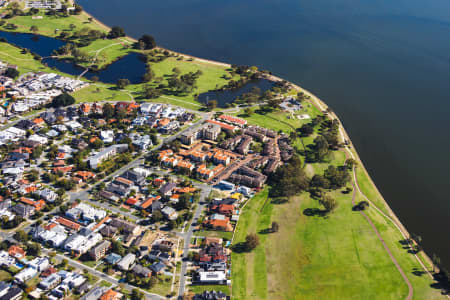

left=79, top=0, right=450, bottom=268
left=0, top=31, right=147, bottom=83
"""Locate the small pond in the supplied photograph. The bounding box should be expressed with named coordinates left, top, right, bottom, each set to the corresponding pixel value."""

left=0, top=31, right=146, bottom=84
left=197, top=78, right=274, bottom=107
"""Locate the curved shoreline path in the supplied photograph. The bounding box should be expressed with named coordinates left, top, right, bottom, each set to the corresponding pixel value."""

left=346, top=150, right=413, bottom=300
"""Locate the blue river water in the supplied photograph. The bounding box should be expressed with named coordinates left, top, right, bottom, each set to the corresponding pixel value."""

left=76, top=0, right=450, bottom=268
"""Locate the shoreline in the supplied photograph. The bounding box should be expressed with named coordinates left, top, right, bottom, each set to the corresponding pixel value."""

left=281, top=77, right=437, bottom=272
left=71, top=2, right=443, bottom=278
left=6, top=2, right=440, bottom=291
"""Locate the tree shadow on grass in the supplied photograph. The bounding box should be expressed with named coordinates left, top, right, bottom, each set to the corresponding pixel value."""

left=258, top=228, right=273, bottom=235
left=271, top=197, right=289, bottom=205
left=303, top=208, right=328, bottom=218
left=412, top=268, right=426, bottom=277
left=231, top=242, right=250, bottom=253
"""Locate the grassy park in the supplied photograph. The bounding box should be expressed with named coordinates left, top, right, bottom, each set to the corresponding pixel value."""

left=0, top=41, right=62, bottom=75
left=0, top=4, right=445, bottom=300
left=230, top=109, right=445, bottom=299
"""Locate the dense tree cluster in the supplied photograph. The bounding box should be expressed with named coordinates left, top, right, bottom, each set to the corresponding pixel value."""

left=311, top=165, right=351, bottom=190
left=269, top=155, right=309, bottom=198
left=4, top=67, right=19, bottom=79
left=107, top=26, right=126, bottom=39
left=137, top=34, right=156, bottom=50
left=167, top=69, right=202, bottom=94
left=50, top=93, right=75, bottom=107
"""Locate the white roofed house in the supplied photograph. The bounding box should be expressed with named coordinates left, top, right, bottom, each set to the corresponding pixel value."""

left=28, top=134, right=48, bottom=145
left=89, top=144, right=128, bottom=169
left=15, top=267, right=38, bottom=283
left=64, top=232, right=103, bottom=255
left=161, top=206, right=178, bottom=221
left=197, top=271, right=228, bottom=284
left=38, top=188, right=58, bottom=202
left=100, top=130, right=114, bottom=143
left=64, top=120, right=83, bottom=132
left=66, top=202, right=106, bottom=223
left=12, top=102, right=30, bottom=113
left=28, top=257, right=50, bottom=272
left=117, top=253, right=136, bottom=271
left=130, top=133, right=152, bottom=150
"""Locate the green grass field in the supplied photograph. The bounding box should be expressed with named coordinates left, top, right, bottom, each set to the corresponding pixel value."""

left=0, top=10, right=135, bottom=68
left=0, top=12, right=109, bottom=38
left=0, top=41, right=72, bottom=75
left=233, top=102, right=321, bottom=134
left=188, top=284, right=230, bottom=295
left=231, top=162, right=443, bottom=299
left=150, top=57, right=235, bottom=95
left=79, top=38, right=134, bottom=68
left=231, top=103, right=444, bottom=299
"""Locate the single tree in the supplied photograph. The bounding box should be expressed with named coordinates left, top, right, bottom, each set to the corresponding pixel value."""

left=320, top=194, right=338, bottom=214
left=116, top=78, right=130, bottom=89
left=245, top=233, right=259, bottom=251
left=50, top=93, right=75, bottom=107
left=30, top=25, right=38, bottom=33
left=244, top=107, right=253, bottom=116
left=14, top=230, right=29, bottom=243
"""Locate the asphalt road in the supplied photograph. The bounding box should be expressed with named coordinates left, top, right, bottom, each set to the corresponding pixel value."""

left=0, top=108, right=215, bottom=298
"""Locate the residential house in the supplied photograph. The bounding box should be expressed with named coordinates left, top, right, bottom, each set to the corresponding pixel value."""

left=161, top=206, right=178, bottom=221
left=100, top=289, right=123, bottom=300
left=132, top=264, right=152, bottom=278
left=89, top=144, right=128, bottom=169
left=8, top=246, right=26, bottom=260
left=105, top=253, right=122, bottom=265
left=159, top=182, right=177, bottom=197
left=11, top=203, right=35, bottom=217
left=149, top=262, right=165, bottom=274
left=203, top=219, right=233, bottom=232
left=89, top=240, right=111, bottom=261
left=117, top=253, right=135, bottom=271
left=110, top=218, right=141, bottom=235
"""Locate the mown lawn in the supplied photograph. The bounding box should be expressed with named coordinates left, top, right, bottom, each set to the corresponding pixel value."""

left=75, top=38, right=135, bottom=69
left=0, top=41, right=72, bottom=75
left=188, top=284, right=230, bottom=295
left=0, top=12, right=109, bottom=37
left=233, top=102, right=321, bottom=134
left=71, top=83, right=133, bottom=103
left=150, top=57, right=235, bottom=95
left=231, top=146, right=443, bottom=300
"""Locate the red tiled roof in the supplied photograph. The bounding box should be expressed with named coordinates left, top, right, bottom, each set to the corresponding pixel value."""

left=126, top=198, right=138, bottom=205
left=140, top=196, right=160, bottom=209
left=56, top=217, right=80, bottom=231
left=218, top=114, right=247, bottom=125
left=33, top=117, right=44, bottom=125
left=44, top=223, right=57, bottom=231
left=115, top=177, right=133, bottom=186
left=100, top=289, right=120, bottom=300
left=92, top=216, right=110, bottom=231
left=8, top=245, right=26, bottom=258
left=206, top=119, right=237, bottom=131
left=80, top=103, right=91, bottom=113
